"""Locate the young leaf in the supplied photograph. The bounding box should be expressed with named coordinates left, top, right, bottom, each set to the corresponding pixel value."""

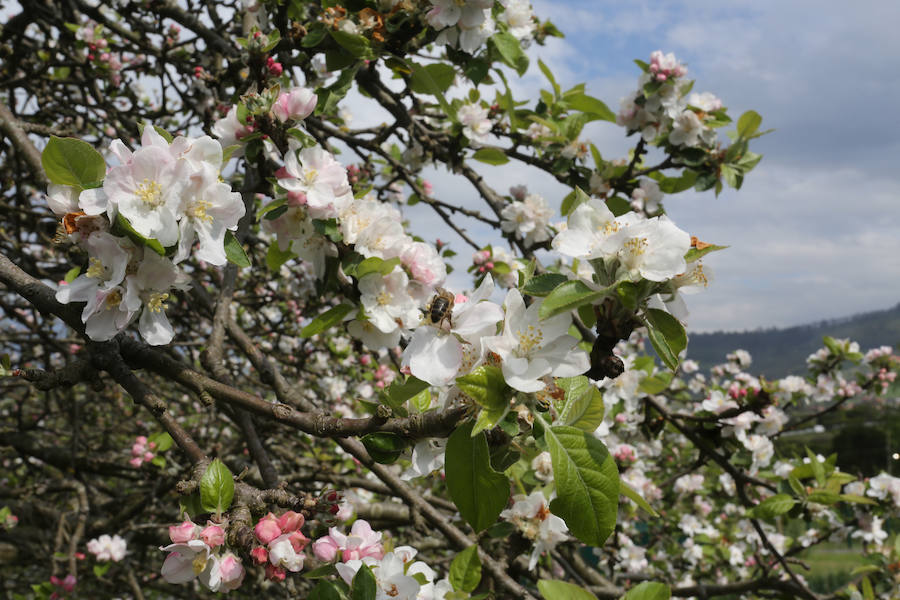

left=619, top=480, right=659, bottom=517
left=300, top=304, right=354, bottom=338
left=538, top=580, right=598, bottom=600
left=643, top=308, right=687, bottom=371
left=449, top=545, right=482, bottom=593
left=540, top=280, right=615, bottom=320
left=736, top=110, right=763, bottom=139
left=350, top=564, right=377, bottom=600
left=523, top=273, right=569, bottom=297
left=266, top=242, right=295, bottom=271
left=409, top=63, right=456, bottom=95
left=491, top=31, right=528, bottom=76
left=624, top=582, right=671, bottom=600
left=544, top=425, right=619, bottom=546
left=361, top=432, right=406, bottom=464
left=749, top=494, right=796, bottom=520
left=557, top=376, right=605, bottom=432
left=445, top=423, right=509, bottom=532
left=199, top=459, right=234, bottom=515
left=224, top=231, right=251, bottom=267
left=41, top=136, right=106, bottom=189
left=472, top=147, right=510, bottom=165
left=560, top=186, right=590, bottom=216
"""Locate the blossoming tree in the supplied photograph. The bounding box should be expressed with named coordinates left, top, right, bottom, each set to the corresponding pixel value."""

left=0, top=1, right=898, bottom=599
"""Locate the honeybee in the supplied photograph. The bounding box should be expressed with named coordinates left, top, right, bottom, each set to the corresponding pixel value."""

left=424, top=288, right=455, bottom=330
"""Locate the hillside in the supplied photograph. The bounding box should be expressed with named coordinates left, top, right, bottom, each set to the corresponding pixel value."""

left=685, top=303, right=900, bottom=378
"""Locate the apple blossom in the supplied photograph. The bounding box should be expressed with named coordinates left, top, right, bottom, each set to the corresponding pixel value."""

left=86, top=534, right=127, bottom=562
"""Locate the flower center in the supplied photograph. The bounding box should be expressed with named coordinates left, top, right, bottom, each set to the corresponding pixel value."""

left=302, top=168, right=318, bottom=185
left=623, top=236, right=648, bottom=257
left=376, top=291, right=391, bottom=306
left=192, top=553, right=208, bottom=575
left=515, top=324, right=543, bottom=355
left=147, top=292, right=169, bottom=313
left=105, top=289, right=123, bottom=309
left=86, top=257, right=105, bottom=278
left=186, top=199, right=214, bottom=223
left=136, top=178, right=164, bottom=208
left=690, top=263, right=708, bottom=287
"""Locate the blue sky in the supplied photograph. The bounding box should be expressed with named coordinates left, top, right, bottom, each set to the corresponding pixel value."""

left=507, top=0, right=900, bottom=332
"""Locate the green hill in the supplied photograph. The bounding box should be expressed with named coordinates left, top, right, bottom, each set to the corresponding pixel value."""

left=685, top=302, right=900, bottom=378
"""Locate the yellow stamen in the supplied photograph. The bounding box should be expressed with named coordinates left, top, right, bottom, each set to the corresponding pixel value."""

left=147, top=292, right=169, bottom=313
left=186, top=199, right=214, bottom=223
left=135, top=178, right=164, bottom=208
left=515, top=324, right=544, bottom=354
left=86, top=257, right=105, bottom=278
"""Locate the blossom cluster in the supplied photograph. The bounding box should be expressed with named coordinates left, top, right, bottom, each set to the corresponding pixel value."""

left=426, top=0, right=536, bottom=54
left=500, top=491, right=568, bottom=570
left=129, top=435, right=156, bottom=468
left=49, top=126, right=243, bottom=344
left=160, top=519, right=245, bottom=592
left=86, top=534, right=127, bottom=562
left=616, top=50, right=723, bottom=148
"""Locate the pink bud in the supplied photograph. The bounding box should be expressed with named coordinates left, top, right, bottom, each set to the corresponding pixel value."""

left=218, top=553, right=245, bottom=589
left=143, top=451, right=154, bottom=462
left=128, top=457, right=143, bottom=468
left=200, top=524, right=225, bottom=548
left=274, top=167, right=290, bottom=179
left=277, top=511, right=304, bottom=533
left=250, top=546, right=269, bottom=564
left=272, top=87, right=318, bottom=122
left=312, top=536, right=339, bottom=562
left=286, top=191, right=307, bottom=206
left=169, top=520, right=198, bottom=544
left=268, top=61, right=283, bottom=77
left=485, top=261, right=494, bottom=269
left=136, top=436, right=148, bottom=445
left=255, top=513, right=282, bottom=545
left=288, top=530, right=309, bottom=552
left=265, top=564, right=286, bottom=581
left=359, top=355, right=371, bottom=366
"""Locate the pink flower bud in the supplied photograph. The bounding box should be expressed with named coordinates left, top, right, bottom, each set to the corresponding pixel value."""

left=274, top=167, right=290, bottom=179
left=250, top=546, right=268, bottom=564
left=218, top=553, right=245, bottom=590
left=485, top=261, right=494, bottom=269
left=265, top=564, right=286, bottom=581
left=288, top=530, right=309, bottom=552
left=312, top=536, right=339, bottom=562
left=359, top=355, right=371, bottom=366
left=168, top=520, right=198, bottom=544
left=200, top=524, right=225, bottom=548
left=255, top=513, right=281, bottom=545
left=268, top=61, right=283, bottom=77
left=143, top=451, right=154, bottom=462
left=277, top=511, right=304, bottom=533
left=128, top=457, right=143, bottom=468
left=272, top=87, right=318, bottom=122
left=286, top=191, right=307, bottom=206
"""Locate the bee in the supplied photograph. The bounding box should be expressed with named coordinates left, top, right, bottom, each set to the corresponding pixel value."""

left=424, top=288, right=455, bottom=330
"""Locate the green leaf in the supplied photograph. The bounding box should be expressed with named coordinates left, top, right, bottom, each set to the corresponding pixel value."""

left=523, top=273, right=569, bottom=297
left=491, top=31, right=528, bottom=76
left=624, top=582, right=671, bottom=600
left=806, top=490, right=840, bottom=505
left=560, top=186, right=590, bottom=216
left=445, top=423, right=509, bottom=532
left=199, top=459, right=234, bottom=515
left=540, top=279, right=615, bottom=320
left=329, top=29, right=374, bottom=59
left=749, top=494, right=796, bottom=519
left=148, top=432, right=173, bottom=452
left=538, top=580, right=598, bottom=600
left=303, top=564, right=339, bottom=579
left=638, top=372, right=673, bottom=394
left=112, top=214, right=166, bottom=256
left=382, top=376, right=430, bottom=408
left=409, top=63, right=456, bottom=95
left=544, top=424, right=619, bottom=546
left=644, top=308, right=687, bottom=371
left=456, top=365, right=508, bottom=412
left=404, top=60, right=456, bottom=120
left=309, top=580, right=342, bottom=600
left=64, top=267, right=81, bottom=283
left=300, top=304, right=355, bottom=337
left=361, top=432, right=406, bottom=464
left=557, top=376, right=605, bottom=432
left=350, top=564, right=377, bottom=600
left=93, top=563, right=111, bottom=578
left=838, top=494, right=876, bottom=505
left=449, top=545, right=482, bottom=593
left=736, top=110, right=762, bottom=139
left=619, top=480, right=659, bottom=517
left=472, top=147, right=510, bottom=165
left=346, top=256, right=402, bottom=279
left=224, top=231, right=251, bottom=267
left=266, top=242, right=295, bottom=271
left=684, top=244, right=728, bottom=263
left=806, top=448, right=826, bottom=487
left=565, top=93, right=615, bottom=123
left=658, top=171, right=698, bottom=194
left=317, top=62, right=361, bottom=115
left=179, top=492, right=203, bottom=519
left=537, top=59, right=560, bottom=98
left=41, top=136, right=106, bottom=189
